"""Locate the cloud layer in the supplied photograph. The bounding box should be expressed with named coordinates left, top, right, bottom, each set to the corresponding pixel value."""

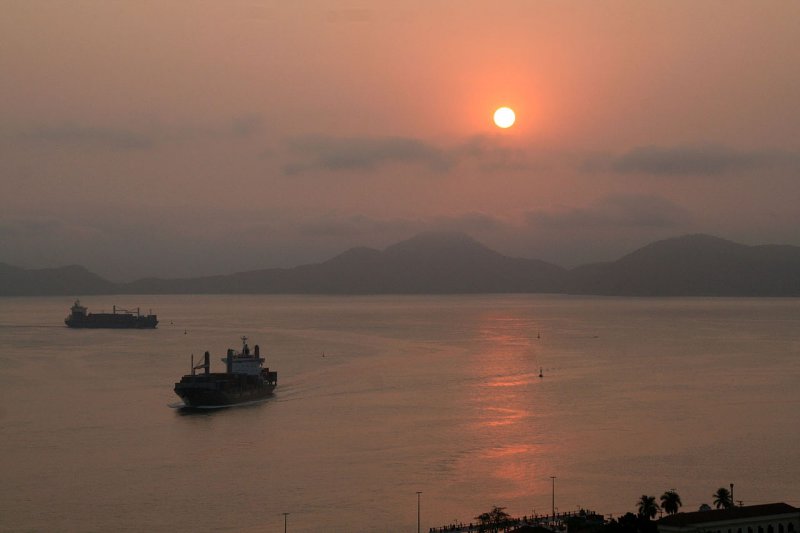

left=600, top=145, right=800, bottom=176
left=283, top=136, right=451, bottom=174
left=526, top=194, right=690, bottom=229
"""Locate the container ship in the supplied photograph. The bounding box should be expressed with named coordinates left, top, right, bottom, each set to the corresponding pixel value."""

left=64, top=299, right=158, bottom=329
left=173, top=336, right=278, bottom=408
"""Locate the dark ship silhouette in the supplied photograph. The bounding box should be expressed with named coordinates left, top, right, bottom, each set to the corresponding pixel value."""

left=174, top=336, right=278, bottom=408
left=64, top=299, right=158, bottom=329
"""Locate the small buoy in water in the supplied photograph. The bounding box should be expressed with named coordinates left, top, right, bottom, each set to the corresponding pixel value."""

left=539, top=367, right=544, bottom=378
left=184, top=330, right=187, bottom=335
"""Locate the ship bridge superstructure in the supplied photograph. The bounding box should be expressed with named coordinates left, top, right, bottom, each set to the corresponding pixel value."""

left=222, top=336, right=265, bottom=375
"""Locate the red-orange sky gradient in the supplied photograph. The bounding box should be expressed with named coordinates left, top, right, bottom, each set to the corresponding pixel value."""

left=2, top=2, right=800, bottom=280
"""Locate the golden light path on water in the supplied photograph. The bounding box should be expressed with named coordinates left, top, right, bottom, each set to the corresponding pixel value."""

left=469, top=313, right=551, bottom=498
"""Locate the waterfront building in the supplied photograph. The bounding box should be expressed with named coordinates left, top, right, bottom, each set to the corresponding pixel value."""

left=658, top=503, right=799, bottom=533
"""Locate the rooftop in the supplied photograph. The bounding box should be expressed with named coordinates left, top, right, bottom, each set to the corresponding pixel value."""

left=658, top=504, right=799, bottom=528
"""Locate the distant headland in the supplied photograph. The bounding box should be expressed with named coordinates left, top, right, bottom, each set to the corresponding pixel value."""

left=2, top=232, right=800, bottom=297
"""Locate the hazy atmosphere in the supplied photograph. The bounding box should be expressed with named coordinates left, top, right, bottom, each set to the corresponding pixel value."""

left=3, top=2, right=800, bottom=281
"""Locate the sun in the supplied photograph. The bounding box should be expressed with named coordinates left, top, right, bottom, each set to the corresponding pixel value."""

left=493, top=107, right=516, bottom=128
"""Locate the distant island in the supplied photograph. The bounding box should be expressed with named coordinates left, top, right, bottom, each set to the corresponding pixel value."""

left=2, top=232, right=800, bottom=297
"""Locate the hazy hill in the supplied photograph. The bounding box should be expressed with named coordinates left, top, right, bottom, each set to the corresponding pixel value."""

left=0, top=262, right=116, bottom=296
left=568, top=234, right=800, bottom=296
left=3, top=232, right=800, bottom=296
left=121, top=231, right=568, bottom=294
left=375, top=231, right=567, bottom=293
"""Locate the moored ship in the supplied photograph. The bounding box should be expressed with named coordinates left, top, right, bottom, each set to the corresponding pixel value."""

left=64, top=299, right=158, bottom=329
left=173, top=336, right=278, bottom=408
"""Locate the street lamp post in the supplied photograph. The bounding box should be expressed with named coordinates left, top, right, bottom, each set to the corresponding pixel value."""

left=282, top=512, right=289, bottom=533
left=416, top=491, right=422, bottom=533
left=551, top=476, right=556, bottom=519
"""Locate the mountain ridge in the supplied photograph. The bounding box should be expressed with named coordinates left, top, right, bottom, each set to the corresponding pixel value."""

left=569, top=233, right=800, bottom=296
left=3, top=232, right=800, bottom=296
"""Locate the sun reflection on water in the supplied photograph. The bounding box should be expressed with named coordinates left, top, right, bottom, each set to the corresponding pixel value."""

left=464, top=312, right=552, bottom=495
left=480, top=406, right=527, bottom=427
left=486, top=373, right=540, bottom=388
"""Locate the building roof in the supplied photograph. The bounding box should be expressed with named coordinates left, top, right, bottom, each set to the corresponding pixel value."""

left=658, top=503, right=799, bottom=528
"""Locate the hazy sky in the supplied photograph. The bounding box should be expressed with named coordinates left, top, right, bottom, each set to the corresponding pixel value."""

left=2, top=1, right=800, bottom=280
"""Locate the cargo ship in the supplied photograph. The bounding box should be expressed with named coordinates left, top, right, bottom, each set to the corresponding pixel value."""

left=173, top=336, right=278, bottom=408
left=64, top=299, right=158, bottom=329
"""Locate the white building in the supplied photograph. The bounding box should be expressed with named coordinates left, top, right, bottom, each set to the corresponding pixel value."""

left=658, top=503, right=799, bottom=533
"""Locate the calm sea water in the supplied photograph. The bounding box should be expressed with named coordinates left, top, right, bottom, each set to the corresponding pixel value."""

left=1, top=295, right=799, bottom=532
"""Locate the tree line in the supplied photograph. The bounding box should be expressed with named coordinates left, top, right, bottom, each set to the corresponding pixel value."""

left=636, top=486, right=735, bottom=519
left=470, top=486, right=736, bottom=533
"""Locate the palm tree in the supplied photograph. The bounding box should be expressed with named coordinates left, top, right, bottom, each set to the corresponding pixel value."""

left=713, top=487, right=733, bottom=509
left=637, top=495, right=659, bottom=520
left=660, top=490, right=683, bottom=515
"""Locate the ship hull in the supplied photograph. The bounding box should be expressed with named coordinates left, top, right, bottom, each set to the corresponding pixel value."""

left=65, top=314, right=158, bottom=329
left=65, top=319, right=158, bottom=329
left=174, top=373, right=276, bottom=408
